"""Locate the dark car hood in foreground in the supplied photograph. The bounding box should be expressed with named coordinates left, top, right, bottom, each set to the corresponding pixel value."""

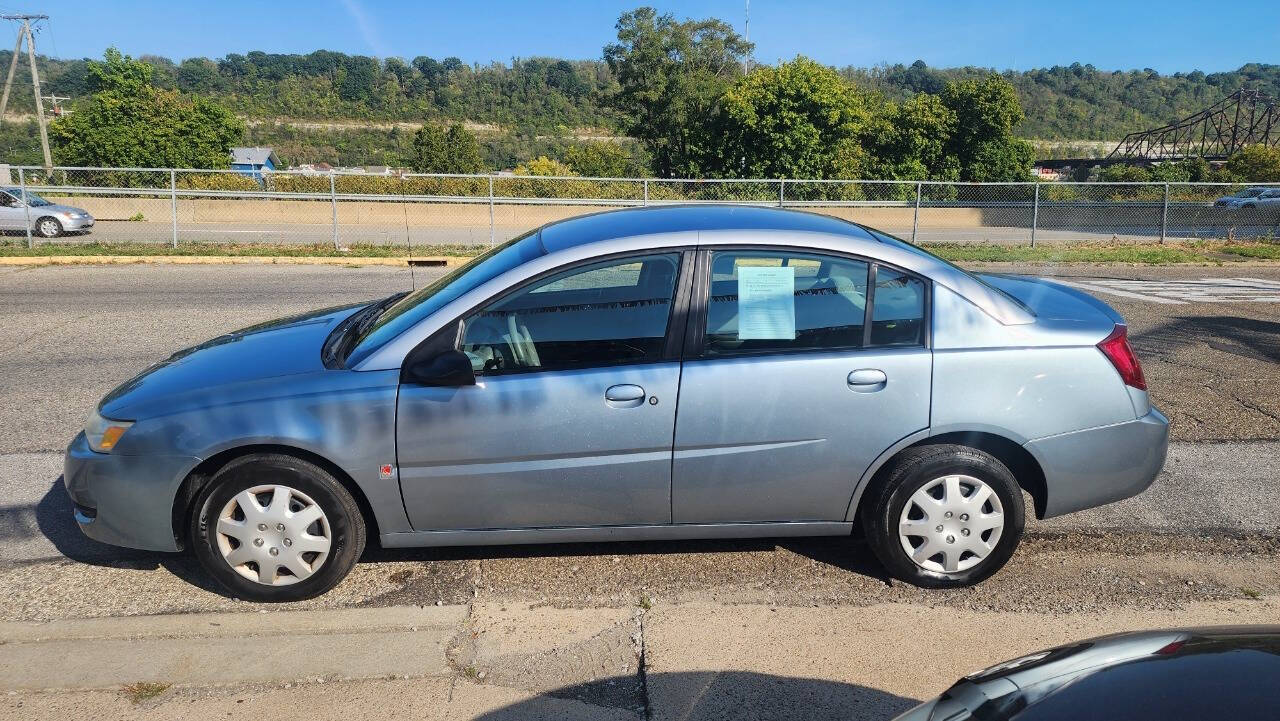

left=897, top=625, right=1280, bottom=721
left=99, top=302, right=368, bottom=420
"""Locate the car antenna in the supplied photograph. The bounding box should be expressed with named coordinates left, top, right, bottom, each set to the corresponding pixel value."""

left=399, top=171, right=416, bottom=291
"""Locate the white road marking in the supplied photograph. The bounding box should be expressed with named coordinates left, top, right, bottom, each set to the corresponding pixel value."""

left=1049, top=278, right=1188, bottom=305
left=1054, top=277, right=1280, bottom=304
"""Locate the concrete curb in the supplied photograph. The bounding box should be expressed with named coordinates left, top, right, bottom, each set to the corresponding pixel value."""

left=0, top=605, right=468, bottom=691
left=0, top=255, right=470, bottom=267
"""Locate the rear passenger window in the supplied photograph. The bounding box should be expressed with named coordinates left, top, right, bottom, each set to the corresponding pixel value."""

left=870, top=268, right=926, bottom=346
left=703, top=251, right=869, bottom=355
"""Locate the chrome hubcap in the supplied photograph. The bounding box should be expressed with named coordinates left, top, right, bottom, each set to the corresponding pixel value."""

left=898, top=474, right=1004, bottom=574
left=39, top=220, right=57, bottom=235
left=215, top=485, right=331, bottom=586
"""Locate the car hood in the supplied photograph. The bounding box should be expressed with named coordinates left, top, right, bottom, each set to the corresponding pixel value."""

left=32, top=203, right=89, bottom=215
left=99, top=301, right=368, bottom=419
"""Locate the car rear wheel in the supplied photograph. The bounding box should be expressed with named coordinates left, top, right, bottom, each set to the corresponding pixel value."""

left=35, top=216, right=62, bottom=238
left=190, top=453, right=365, bottom=602
left=861, top=444, right=1024, bottom=588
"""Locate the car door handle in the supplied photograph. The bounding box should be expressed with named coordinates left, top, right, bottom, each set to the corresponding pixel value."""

left=847, top=369, right=887, bottom=390
left=605, top=384, right=647, bottom=408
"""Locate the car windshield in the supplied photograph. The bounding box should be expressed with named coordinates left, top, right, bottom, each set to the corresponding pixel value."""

left=6, top=189, right=52, bottom=206
left=345, top=230, right=543, bottom=366
left=1235, top=188, right=1266, bottom=198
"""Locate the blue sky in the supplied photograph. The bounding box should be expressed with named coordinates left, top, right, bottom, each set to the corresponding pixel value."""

left=19, top=0, right=1274, bottom=73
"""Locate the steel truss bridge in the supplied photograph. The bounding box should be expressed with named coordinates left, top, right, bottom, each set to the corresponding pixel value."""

left=1037, top=88, right=1279, bottom=169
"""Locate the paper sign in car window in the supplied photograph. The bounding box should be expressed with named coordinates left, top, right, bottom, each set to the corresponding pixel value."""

left=737, top=265, right=795, bottom=340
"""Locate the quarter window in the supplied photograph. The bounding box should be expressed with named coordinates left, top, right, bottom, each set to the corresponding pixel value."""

left=870, top=267, right=926, bottom=346
left=460, top=253, right=681, bottom=373
left=703, top=250, right=869, bottom=355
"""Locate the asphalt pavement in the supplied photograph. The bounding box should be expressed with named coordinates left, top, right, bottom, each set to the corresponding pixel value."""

left=42, top=218, right=1241, bottom=248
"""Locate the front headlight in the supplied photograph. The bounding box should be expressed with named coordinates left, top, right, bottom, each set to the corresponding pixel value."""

left=84, top=410, right=133, bottom=453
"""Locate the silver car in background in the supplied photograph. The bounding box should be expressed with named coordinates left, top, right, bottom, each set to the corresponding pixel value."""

left=64, top=205, right=1168, bottom=601
left=0, top=187, right=95, bottom=237
left=1213, top=186, right=1280, bottom=209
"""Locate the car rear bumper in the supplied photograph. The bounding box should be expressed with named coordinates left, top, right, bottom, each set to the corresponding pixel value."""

left=1025, top=406, right=1170, bottom=518
left=63, top=431, right=197, bottom=552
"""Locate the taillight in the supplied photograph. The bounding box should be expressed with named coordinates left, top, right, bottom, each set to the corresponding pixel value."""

left=1097, top=324, right=1146, bottom=390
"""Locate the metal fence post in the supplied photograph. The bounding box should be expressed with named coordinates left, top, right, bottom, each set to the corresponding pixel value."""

left=170, top=169, right=178, bottom=249
left=488, top=175, right=496, bottom=246
left=19, top=167, right=31, bottom=248
left=1030, top=183, right=1040, bottom=248
left=912, top=182, right=922, bottom=244
left=642, top=178, right=649, bottom=207
left=1160, top=182, right=1170, bottom=244
left=778, top=179, right=785, bottom=207
left=329, top=172, right=339, bottom=250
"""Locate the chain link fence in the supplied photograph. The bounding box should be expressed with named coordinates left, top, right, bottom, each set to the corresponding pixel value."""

left=2, top=165, right=1277, bottom=250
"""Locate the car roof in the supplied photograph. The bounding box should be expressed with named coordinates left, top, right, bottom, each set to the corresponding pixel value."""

left=537, top=204, right=878, bottom=254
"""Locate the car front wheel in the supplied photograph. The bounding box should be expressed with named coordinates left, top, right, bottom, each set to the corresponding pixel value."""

left=861, top=444, right=1024, bottom=588
left=35, top=216, right=62, bottom=238
left=190, top=453, right=365, bottom=602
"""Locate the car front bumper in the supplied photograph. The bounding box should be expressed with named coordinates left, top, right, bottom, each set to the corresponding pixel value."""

left=57, top=215, right=95, bottom=231
left=63, top=431, right=198, bottom=552
left=1025, top=406, right=1170, bottom=519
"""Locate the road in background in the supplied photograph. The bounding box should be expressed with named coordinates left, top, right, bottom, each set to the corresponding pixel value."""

left=34, top=219, right=1243, bottom=247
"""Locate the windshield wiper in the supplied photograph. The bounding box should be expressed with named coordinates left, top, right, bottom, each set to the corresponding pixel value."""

left=323, top=292, right=407, bottom=368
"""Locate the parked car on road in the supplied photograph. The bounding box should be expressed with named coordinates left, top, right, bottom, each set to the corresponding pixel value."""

left=893, top=625, right=1280, bottom=720
left=64, top=205, right=1168, bottom=601
left=1213, top=186, right=1280, bottom=209
left=0, top=187, right=94, bottom=237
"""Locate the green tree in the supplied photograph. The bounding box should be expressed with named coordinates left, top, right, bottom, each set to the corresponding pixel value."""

left=604, top=7, right=752, bottom=177
left=563, top=142, right=645, bottom=177
left=863, top=92, right=959, bottom=180
left=514, top=155, right=575, bottom=176
left=941, top=74, right=1034, bottom=181
left=1223, top=145, right=1280, bottom=182
left=710, top=57, right=867, bottom=179
left=1098, top=164, right=1152, bottom=183
left=410, top=122, right=484, bottom=173
left=48, top=49, right=243, bottom=168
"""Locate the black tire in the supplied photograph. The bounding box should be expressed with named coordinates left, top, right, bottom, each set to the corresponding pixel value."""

left=35, top=216, right=62, bottom=238
left=190, top=453, right=365, bottom=602
left=860, top=444, right=1024, bottom=588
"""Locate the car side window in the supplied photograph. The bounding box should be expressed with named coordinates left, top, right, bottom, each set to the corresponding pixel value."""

left=0, top=192, right=16, bottom=207
left=870, top=267, right=926, bottom=346
left=703, top=250, right=869, bottom=355
left=460, top=253, right=681, bottom=374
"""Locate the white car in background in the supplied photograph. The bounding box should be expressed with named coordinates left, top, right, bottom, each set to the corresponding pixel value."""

left=0, top=187, right=95, bottom=237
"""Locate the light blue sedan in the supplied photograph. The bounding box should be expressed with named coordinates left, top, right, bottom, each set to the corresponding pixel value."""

left=64, top=206, right=1168, bottom=601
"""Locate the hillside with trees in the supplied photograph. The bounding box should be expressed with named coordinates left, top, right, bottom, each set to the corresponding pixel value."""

left=0, top=6, right=1276, bottom=176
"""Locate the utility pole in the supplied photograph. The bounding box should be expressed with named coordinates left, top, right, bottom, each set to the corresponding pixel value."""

left=742, top=0, right=750, bottom=74
left=0, top=15, right=53, bottom=171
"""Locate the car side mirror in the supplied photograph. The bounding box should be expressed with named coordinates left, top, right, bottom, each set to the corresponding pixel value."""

left=406, top=349, right=476, bottom=387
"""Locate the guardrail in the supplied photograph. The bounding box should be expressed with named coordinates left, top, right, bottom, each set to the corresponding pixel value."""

left=2, top=165, right=1277, bottom=249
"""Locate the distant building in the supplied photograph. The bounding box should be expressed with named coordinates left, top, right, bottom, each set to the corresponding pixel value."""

left=230, top=147, right=278, bottom=179
left=293, top=162, right=333, bottom=175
